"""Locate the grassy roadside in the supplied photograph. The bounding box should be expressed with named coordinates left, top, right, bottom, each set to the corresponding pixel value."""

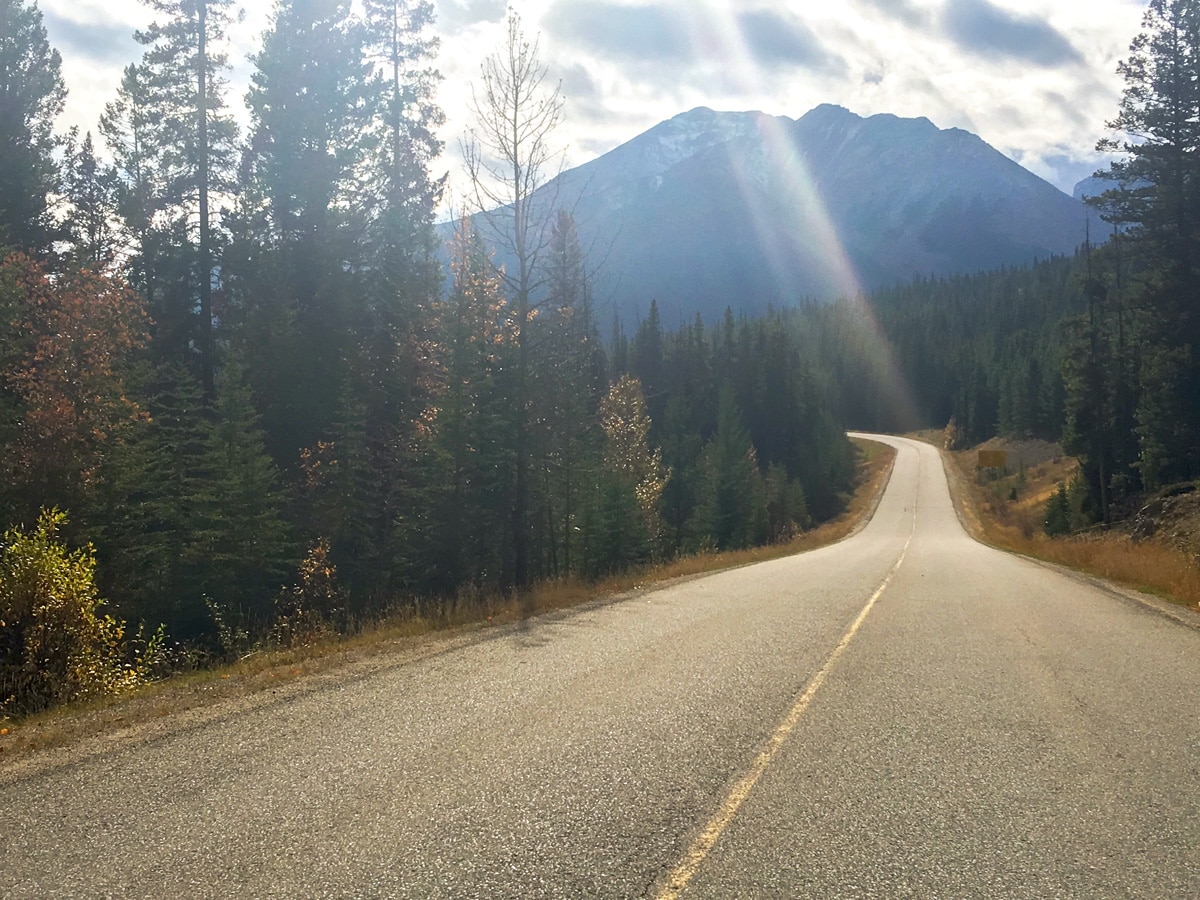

left=0, top=438, right=896, bottom=764
left=929, top=434, right=1200, bottom=612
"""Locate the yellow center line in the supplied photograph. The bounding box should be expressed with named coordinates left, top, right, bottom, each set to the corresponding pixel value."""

left=654, top=527, right=915, bottom=899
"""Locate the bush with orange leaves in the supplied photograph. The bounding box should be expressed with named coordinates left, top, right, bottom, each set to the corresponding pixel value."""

left=0, top=252, right=149, bottom=516
left=272, top=539, right=347, bottom=647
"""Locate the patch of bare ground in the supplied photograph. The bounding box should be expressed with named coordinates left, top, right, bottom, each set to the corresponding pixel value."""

left=925, top=431, right=1200, bottom=615
left=0, top=440, right=896, bottom=768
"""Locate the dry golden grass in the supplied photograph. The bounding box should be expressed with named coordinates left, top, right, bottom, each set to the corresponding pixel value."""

left=937, top=440, right=1200, bottom=611
left=0, top=440, right=896, bottom=762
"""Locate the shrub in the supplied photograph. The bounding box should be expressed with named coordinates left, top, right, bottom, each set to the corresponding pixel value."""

left=1044, top=483, right=1071, bottom=537
left=272, top=539, right=346, bottom=647
left=0, top=509, right=156, bottom=716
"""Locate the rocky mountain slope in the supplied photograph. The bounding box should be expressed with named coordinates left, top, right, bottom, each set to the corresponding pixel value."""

left=463, top=105, right=1092, bottom=324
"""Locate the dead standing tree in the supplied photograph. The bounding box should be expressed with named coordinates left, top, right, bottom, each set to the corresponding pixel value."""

left=463, top=11, right=563, bottom=591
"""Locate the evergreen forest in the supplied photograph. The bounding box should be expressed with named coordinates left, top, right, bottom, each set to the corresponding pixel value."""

left=0, top=0, right=854, bottom=713
left=3, top=0, right=1199, bottom=716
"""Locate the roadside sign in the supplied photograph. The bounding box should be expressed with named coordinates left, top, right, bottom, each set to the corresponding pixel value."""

left=978, top=450, right=1008, bottom=469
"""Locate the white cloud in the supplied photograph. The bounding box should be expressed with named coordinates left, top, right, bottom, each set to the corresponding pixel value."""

left=38, top=0, right=1149, bottom=197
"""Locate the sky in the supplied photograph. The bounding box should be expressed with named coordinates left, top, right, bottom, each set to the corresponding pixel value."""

left=37, top=0, right=1150, bottom=202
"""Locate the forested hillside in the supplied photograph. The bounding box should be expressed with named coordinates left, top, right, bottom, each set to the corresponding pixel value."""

left=0, top=1, right=852, bottom=715
left=822, top=0, right=1200, bottom=531
left=809, top=254, right=1088, bottom=444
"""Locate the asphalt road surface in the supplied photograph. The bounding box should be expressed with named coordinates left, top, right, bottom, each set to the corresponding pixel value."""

left=3, top=435, right=1199, bottom=898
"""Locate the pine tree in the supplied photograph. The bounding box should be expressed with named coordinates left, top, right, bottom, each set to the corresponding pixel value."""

left=1062, top=246, right=1123, bottom=520
left=361, top=0, right=444, bottom=304
left=763, top=463, right=810, bottom=542
left=97, top=362, right=210, bottom=635
left=62, top=131, right=122, bottom=270
left=531, top=210, right=606, bottom=577
left=98, top=360, right=291, bottom=638
left=193, top=362, right=293, bottom=627
left=100, top=64, right=163, bottom=314
left=322, top=0, right=445, bottom=601
left=465, top=10, right=563, bottom=589
left=1044, top=483, right=1071, bottom=536
left=236, top=0, right=372, bottom=462
left=427, top=220, right=516, bottom=591
left=698, top=385, right=761, bottom=551
left=124, top=0, right=240, bottom=395
left=247, top=0, right=370, bottom=249
left=630, top=299, right=666, bottom=433
left=0, top=0, right=65, bottom=254
left=1094, top=0, right=1200, bottom=485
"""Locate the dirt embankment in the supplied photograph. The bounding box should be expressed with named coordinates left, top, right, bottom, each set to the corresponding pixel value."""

left=1126, top=486, right=1200, bottom=562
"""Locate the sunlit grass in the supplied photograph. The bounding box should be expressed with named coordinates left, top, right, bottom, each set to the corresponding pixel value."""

left=936, top=439, right=1200, bottom=611
left=0, top=440, right=896, bottom=761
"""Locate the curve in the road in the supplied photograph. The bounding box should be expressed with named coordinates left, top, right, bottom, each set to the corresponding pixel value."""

left=3, top=434, right=1199, bottom=899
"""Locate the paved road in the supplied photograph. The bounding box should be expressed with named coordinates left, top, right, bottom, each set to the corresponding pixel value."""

left=3, top=436, right=1199, bottom=898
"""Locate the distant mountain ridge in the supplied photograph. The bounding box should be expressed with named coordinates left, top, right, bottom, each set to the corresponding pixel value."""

left=462, top=105, right=1091, bottom=324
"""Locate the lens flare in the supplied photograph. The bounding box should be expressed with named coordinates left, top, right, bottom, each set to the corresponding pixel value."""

left=669, top=0, right=923, bottom=431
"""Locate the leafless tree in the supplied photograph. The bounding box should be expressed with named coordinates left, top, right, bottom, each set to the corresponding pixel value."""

left=463, top=10, right=564, bottom=589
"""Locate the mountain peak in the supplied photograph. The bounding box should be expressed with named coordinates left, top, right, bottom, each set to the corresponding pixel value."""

left=454, top=103, right=1088, bottom=322
left=803, top=103, right=859, bottom=121
left=663, top=107, right=765, bottom=138
left=625, top=108, right=764, bottom=174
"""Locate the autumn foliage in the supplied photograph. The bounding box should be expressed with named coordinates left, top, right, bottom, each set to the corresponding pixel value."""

left=0, top=253, right=148, bottom=509
left=0, top=509, right=161, bottom=716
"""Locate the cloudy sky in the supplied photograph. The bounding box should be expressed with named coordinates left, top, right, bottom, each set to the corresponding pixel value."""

left=39, top=0, right=1148, bottom=201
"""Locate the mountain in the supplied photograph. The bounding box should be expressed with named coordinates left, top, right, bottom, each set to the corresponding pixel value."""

left=1073, top=175, right=1107, bottom=202
left=460, top=105, right=1091, bottom=325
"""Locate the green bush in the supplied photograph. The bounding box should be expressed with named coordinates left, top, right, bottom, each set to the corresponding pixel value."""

left=0, top=509, right=159, bottom=716
left=1044, top=483, right=1071, bottom=537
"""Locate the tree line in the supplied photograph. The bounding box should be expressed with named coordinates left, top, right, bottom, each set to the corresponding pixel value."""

left=0, top=1, right=854, bottom=714
left=811, top=0, right=1200, bottom=531
left=9, top=0, right=1189, bottom=716
left=806, top=256, right=1086, bottom=447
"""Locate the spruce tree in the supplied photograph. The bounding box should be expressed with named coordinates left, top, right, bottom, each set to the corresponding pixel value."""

left=0, top=0, right=65, bottom=254
left=465, top=11, right=563, bottom=589
left=533, top=210, right=605, bottom=577
left=194, top=363, right=292, bottom=627
left=62, top=131, right=122, bottom=270
left=100, top=65, right=163, bottom=314
left=699, top=385, right=761, bottom=551
left=1094, top=0, right=1200, bottom=485
left=98, top=362, right=210, bottom=635
left=238, top=0, right=372, bottom=461
left=429, top=221, right=516, bottom=591
left=1044, top=483, right=1071, bottom=537
left=125, top=0, right=240, bottom=396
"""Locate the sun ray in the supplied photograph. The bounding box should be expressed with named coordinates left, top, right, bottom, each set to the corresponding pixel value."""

left=668, top=0, right=921, bottom=428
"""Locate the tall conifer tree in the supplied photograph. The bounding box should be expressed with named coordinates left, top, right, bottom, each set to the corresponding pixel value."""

left=1095, top=0, right=1200, bottom=486
left=0, top=0, right=65, bottom=254
left=465, top=11, right=563, bottom=589
left=117, top=0, right=240, bottom=396
left=238, top=0, right=372, bottom=461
